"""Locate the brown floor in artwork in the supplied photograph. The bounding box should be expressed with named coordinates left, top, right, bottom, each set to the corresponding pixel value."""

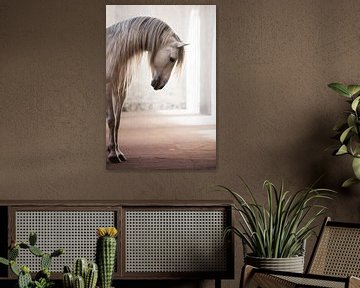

left=106, top=111, right=216, bottom=170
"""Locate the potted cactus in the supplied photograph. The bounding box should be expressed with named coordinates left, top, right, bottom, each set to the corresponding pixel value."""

left=0, top=232, right=64, bottom=288
left=96, top=227, right=118, bottom=288
left=62, top=258, right=98, bottom=288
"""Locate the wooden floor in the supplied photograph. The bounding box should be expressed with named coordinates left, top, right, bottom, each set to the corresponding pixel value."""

left=106, top=112, right=216, bottom=170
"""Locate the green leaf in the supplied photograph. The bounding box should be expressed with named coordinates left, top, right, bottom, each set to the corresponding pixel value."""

left=349, top=135, right=360, bottom=156
left=342, top=177, right=360, bottom=188
left=347, top=85, right=360, bottom=97
left=336, top=144, right=348, bottom=155
left=347, top=114, right=356, bottom=128
left=0, top=257, right=9, bottom=266
left=352, top=157, right=360, bottom=179
left=352, top=96, right=360, bottom=111
left=328, top=83, right=351, bottom=97
left=340, top=126, right=353, bottom=143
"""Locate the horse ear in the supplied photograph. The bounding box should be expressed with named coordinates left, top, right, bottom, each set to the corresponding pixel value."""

left=176, top=42, right=189, bottom=48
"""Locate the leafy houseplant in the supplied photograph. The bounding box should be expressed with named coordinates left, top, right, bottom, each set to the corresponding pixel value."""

left=0, top=232, right=63, bottom=288
left=328, top=83, right=360, bottom=187
left=220, top=179, right=334, bottom=272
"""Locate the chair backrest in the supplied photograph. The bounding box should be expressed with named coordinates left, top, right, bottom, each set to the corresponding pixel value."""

left=307, top=217, right=360, bottom=277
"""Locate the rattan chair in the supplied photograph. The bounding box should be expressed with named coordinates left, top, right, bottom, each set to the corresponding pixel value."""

left=241, top=217, right=360, bottom=288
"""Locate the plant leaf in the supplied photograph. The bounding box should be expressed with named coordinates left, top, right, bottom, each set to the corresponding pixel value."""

left=328, top=83, right=351, bottom=97
left=342, top=177, right=360, bottom=188
left=336, top=145, right=348, bottom=155
left=349, top=135, right=360, bottom=157
left=347, top=85, right=360, bottom=97
left=347, top=114, right=357, bottom=130
left=340, top=126, right=353, bottom=143
left=352, top=96, right=360, bottom=111
left=352, top=157, right=360, bottom=179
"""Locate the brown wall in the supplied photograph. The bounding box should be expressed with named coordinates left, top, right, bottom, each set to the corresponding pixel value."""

left=1, top=0, right=360, bottom=287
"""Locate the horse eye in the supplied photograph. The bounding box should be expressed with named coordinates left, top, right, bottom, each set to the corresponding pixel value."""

left=169, top=57, right=176, bottom=63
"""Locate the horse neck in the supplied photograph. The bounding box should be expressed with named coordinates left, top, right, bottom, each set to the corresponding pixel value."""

left=125, top=17, right=174, bottom=57
left=126, top=27, right=159, bottom=57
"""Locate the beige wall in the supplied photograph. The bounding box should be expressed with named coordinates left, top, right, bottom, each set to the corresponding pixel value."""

left=1, top=0, right=360, bottom=287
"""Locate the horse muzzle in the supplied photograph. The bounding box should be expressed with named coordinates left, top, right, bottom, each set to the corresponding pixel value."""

left=151, top=77, right=165, bottom=90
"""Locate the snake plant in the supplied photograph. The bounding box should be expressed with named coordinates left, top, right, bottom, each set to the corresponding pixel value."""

left=219, top=178, right=335, bottom=258
left=328, top=83, right=360, bottom=187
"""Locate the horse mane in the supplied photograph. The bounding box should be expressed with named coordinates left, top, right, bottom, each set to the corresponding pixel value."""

left=106, top=16, right=185, bottom=94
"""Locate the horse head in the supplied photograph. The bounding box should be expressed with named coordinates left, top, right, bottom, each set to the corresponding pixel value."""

left=150, top=40, right=188, bottom=90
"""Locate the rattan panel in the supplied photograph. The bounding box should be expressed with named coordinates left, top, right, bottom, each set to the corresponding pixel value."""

left=277, top=275, right=345, bottom=288
left=125, top=210, right=227, bottom=273
left=310, top=226, right=360, bottom=277
left=15, top=211, right=115, bottom=272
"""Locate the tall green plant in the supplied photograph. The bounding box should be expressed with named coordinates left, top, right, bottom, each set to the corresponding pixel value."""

left=328, top=82, right=360, bottom=187
left=220, top=179, right=334, bottom=258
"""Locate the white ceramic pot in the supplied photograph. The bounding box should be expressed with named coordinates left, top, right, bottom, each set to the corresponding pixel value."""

left=245, top=254, right=305, bottom=273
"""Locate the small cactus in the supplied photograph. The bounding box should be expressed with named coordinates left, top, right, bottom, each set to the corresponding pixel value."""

left=0, top=232, right=63, bottom=288
left=9, top=246, right=19, bottom=260
left=64, top=265, right=72, bottom=273
left=51, top=248, right=64, bottom=257
left=18, top=269, right=32, bottom=288
left=74, top=275, right=85, bottom=288
left=85, top=263, right=98, bottom=288
left=29, top=232, right=37, bottom=246
left=41, top=253, right=52, bottom=270
left=96, top=227, right=118, bottom=288
left=35, top=268, right=50, bottom=281
left=63, top=272, right=74, bottom=288
left=19, top=243, right=30, bottom=249
left=10, top=260, right=20, bottom=276
left=63, top=259, right=98, bottom=288
left=74, top=258, right=88, bottom=279
left=29, top=245, right=44, bottom=257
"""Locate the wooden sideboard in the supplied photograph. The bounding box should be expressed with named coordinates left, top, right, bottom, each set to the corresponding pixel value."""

left=0, top=201, right=234, bottom=288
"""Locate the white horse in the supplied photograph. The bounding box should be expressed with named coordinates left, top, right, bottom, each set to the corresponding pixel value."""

left=106, top=16, right=187, bottom=163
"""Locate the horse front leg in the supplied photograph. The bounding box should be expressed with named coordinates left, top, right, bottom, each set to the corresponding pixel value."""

left=114, top=91, right=127, bottom=161
left=106, top=84, right=121, bottom=163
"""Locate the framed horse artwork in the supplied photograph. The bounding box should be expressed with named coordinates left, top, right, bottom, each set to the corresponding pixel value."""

left=106, top=5, right=216, bottom=170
